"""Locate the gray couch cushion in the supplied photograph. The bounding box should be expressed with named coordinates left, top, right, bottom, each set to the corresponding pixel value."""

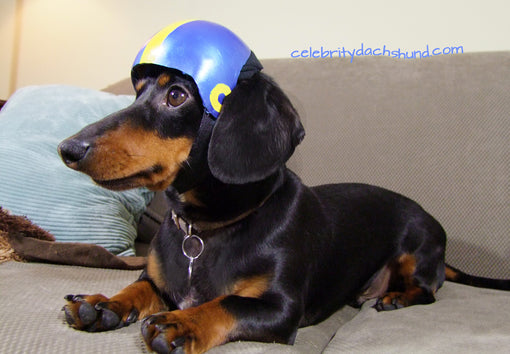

left=215, top=283, right=510, bottom=353
left=1, top=262, right=508, bottom=353
left=0, top=262, right=147, bottom=353
left=264, top=53, right=510, bottom=279
left=324, top=283, right=510, bottom=353
left=0, top=262, right=357, bottom=353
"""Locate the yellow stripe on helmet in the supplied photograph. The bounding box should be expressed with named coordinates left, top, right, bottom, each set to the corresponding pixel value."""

left=139, top=19, right=195, bottom=64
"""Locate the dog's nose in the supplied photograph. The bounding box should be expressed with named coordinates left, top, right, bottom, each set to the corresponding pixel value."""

left=58, top=139, right=91, bottom=167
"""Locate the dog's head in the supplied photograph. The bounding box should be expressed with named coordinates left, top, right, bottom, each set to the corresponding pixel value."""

left=58, top=21, right=304, bottom=191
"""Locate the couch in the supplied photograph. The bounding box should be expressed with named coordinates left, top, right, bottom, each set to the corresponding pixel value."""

left=1, top=52, right=509, bottom=353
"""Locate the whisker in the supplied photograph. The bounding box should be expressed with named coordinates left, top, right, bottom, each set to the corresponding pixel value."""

left=127, top=154, right=145, bottom=158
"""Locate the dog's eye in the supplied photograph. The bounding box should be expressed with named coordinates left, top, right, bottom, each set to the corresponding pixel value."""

left=167, top=87, right=188, bottom=107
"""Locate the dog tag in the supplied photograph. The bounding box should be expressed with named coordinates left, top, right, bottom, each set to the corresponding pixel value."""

left=182, top=234, right=204, bottom=260
left=181, top=225, right=204, bottom=286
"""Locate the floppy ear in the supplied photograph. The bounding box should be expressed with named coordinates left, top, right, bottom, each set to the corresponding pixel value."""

left=208, top=72, right=305, bottom=184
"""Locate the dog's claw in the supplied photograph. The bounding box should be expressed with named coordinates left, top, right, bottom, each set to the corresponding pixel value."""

left=126, top=308, right=139, bottom=324
left=171, top=346, right=185, bottom=354
left=156, top=323, right=171, bottom=331
left=171, top=337, right=186, bottom=349
left=63, top=306, right=76, bottom=325
left=142, top=315, right=155, bottom=326
left=65, top=294, right=84, bottom=302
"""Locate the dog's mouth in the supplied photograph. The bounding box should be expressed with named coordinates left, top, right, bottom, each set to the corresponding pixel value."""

left=92, top=164, right=181, bottom=191
left=92, top=165, right=162, bottom=191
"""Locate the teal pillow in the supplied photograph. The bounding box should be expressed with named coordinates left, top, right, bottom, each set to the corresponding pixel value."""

left=0, top=85, right=154, bottom=256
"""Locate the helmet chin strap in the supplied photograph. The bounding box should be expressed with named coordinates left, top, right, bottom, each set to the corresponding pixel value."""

left=171, top=111, right=216, bottom=194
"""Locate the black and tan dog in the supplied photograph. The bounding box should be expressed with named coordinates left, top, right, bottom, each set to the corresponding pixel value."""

left=59, top=66, right=509, bottom=353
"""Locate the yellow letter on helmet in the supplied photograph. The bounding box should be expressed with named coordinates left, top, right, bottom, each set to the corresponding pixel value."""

left=210, top=83, right=232, bottom=114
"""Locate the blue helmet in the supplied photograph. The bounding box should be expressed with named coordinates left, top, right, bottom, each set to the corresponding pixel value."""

left=132, top=20, right=260, bottom=118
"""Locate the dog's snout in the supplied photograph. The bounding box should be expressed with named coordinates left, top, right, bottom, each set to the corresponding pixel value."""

left=58, top=139, right=91, bottom=167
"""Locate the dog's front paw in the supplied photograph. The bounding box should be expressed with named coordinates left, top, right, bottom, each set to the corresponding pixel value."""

left=63, top=294, right=139, bottom=332
left=142, top=311, right=217, bottom=354
left=141, top=312, right=186, bottom=354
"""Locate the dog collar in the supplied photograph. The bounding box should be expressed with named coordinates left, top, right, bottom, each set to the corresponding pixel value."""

left=132, top=20, right=262, bottom=118
left=170, top=190, right=272, bottom=286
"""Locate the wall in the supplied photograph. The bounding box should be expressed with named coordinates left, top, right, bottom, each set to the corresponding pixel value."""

left=0, top=0, right=17, bottom=98
left=1, top=0, right=509, bottom=99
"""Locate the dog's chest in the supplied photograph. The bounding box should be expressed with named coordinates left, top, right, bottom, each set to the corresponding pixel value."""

left=177, top=287, right=201, bottom=309
left=157, top=233, right=226, bottom=309
left=161, top=259, right=213, bottom=310
left=155, top=216, right=253, bottom=309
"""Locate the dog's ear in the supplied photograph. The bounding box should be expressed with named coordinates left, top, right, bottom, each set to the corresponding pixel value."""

left=208, top=73, right=305, bottom=184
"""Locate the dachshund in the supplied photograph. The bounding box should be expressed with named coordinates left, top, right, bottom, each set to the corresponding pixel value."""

left=58, top=66, right=510, bottom=354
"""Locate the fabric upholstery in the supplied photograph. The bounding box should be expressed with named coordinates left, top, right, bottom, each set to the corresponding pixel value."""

left=1, top=262, right=508, bottom=353
left=264, top=53, right=510, bottom=279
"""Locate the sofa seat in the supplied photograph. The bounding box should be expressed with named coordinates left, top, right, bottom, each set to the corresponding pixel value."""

left=1, top=261, right=508, bottom=353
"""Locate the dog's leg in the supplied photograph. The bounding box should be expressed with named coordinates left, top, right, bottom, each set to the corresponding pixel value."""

left=371, top=210, right=447, bottom=311
left=63, top=276, right=166, bottom=331
left=141, top=295, right=299, bottom=354
left=141, top=275, right=296, bottom=354
left=141, top=296, right=233, bottom=354
left=373, top=252, right=442, bottom=311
